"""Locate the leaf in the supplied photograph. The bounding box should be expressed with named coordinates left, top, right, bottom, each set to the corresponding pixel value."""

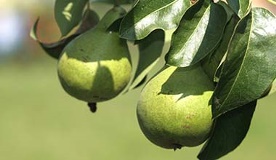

left=55, top=0, right=88, bottom=37
left=130, top=75, right=148, bottom=90
left=226, top=0, right=252, bottom=18
left=128, top=29, right=165, bottom=90
left=217, top=0, right=238, bottom=22
left=212, top=8, right=276, bottom=118
left=267, top=79, right=276, bottom=96
left=119, top=0, right=191, bottom=40
left=201, top=13, right=239, bottom=81
left=97, top=6, right=127, bottom=30
left=30, top=9, right=99, bottom=59
left=268, top=0, right=276, bottom=5
left=165, top=0, right=228, bottom=67
left=76, top=8, right=100, bottom=34
left=30, top=18, right=79, bottom=59
left=90, top=0, right=136, bottom=4
left=198, top=100, right=257, bottom=160
left=260, top=78, right=276, bottom=98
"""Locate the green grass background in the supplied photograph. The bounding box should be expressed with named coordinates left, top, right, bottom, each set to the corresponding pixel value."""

left=1, top=54, right=276, bottom=160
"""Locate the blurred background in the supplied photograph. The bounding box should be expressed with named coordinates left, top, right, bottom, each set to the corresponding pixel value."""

left=0, top=0, right=275, bottom=160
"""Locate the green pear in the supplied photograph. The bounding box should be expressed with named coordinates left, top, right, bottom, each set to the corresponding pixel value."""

left=137, top=65, right=214, bottom=149
left=57, top=7, right=132, bottom=103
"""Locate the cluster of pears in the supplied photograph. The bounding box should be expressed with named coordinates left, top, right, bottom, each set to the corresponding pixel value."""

left=136, top=64, right=214, bottom=150
left=57, top=7, right=132, bottom=105
left=56, top=4, right=214, bottom=149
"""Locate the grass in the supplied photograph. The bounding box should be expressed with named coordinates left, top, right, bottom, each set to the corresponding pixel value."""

left=0, top=56, right=276, bottom=160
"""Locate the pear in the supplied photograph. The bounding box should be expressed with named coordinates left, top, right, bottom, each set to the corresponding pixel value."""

left=137, top=65, right=214, bottom=149
left=57, top=7, right=132, bottom=103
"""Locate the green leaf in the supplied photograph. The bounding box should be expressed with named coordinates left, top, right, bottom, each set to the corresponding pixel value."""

left=130, top=75, right=148, bottom=90
left=128, top=29, right=165, bottom=90
left=55, top=0, right=88, bottom=37
left=226, top=0, right=252, bottom=18
left=90, top=0, right=136, bottom=4
left=198, top=100, right=257, bottom=160
left=76, top=8, right=100, bottom=34
left=119, top=0, right=191, bottom=40
left=201, top=13, right=239, bottom=81
left=218, top=1, right=238, bottom=21
left=212, top=8, right=276, bottom=117
left=166, top=0, right=228, bottom=67
left=97, top=6, right=127, bottom=30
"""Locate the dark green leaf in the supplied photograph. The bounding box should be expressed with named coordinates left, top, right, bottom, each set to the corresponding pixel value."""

left=166, top=0, right=228, bottom=67
left=212, top=8, right=276, bottom=117
left=97, top=6, right=127, bottom=30
left=128, top=29, right=165, bottom=90
left=198, top=100, right=257, bottom=160
left=201, top=14, right=239, bottom=81
left=226, top=0, right=251, bottom=18
left=119, top=0, right=191, bottom=40
left=76, top=8, right=100, bottom=34
left=131, top=75, right=148, bottom=90
left=217, top=0, right=238, bottom=21
left=55, top=0, right=88, bottom=36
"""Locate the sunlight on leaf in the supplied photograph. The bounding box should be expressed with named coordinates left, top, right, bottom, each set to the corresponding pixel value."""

left=62, top=2, right=74, bottom=21
left=166, top=0, right=228, bottom=67
left=120, top=0, right=191, bottom=40
left=55, top=0, right=88, bottom=37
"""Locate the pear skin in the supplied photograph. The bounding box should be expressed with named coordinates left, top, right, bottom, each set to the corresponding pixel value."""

left=137, top=65, right=214, bottom=149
